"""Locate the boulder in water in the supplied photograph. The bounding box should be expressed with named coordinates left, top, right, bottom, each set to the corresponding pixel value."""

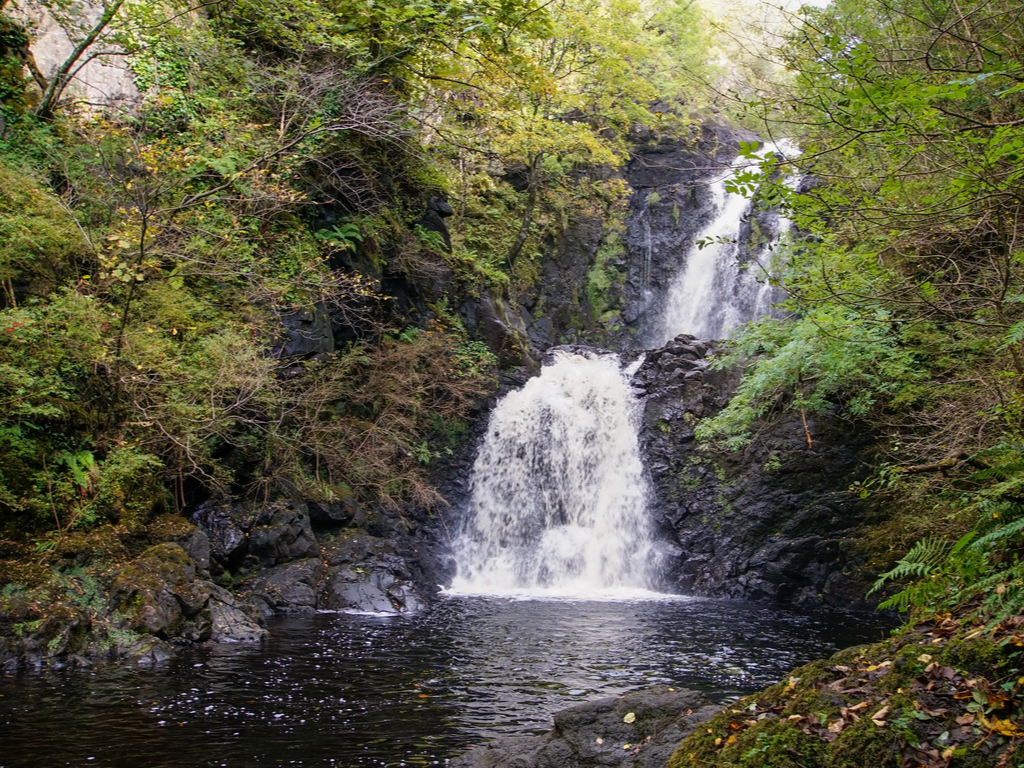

left=452, top=686, right=719, bottom=768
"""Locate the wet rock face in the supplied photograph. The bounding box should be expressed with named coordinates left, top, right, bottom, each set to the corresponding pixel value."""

left=271, top=304, right=335, bottom=361
left=501, top=122, right=765, bottom=360
left=626, top=122, right=753, bottom=188
left=633, top=336, right=877, bottom=607
left=452, top=686, right=719, bottom=768
left=248, top=507, right=320, bottom=568
left=246, top=559, right=325, bottom=616
left=234, top=530, right=428, bottom=617
left=190, top=500, right=320, bottom=574
left=318, top=532, right=426, bottom=614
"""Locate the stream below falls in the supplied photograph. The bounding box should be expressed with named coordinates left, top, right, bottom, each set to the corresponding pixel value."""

left=1, top=596, right=892, bottom=768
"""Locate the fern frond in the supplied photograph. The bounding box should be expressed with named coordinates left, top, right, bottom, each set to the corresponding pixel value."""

left=974, top=516, right=1024, bottom=551
left=870, top=536, right=950, bottom=595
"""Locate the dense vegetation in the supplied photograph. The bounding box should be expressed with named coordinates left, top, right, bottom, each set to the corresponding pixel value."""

left=0, top=0, right=708, bottom=561
left=692, top=0, right=1024, bottom=628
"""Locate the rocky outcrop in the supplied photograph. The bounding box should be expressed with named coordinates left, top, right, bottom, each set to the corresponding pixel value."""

left=633, top=335, right=877, bottom=606
left=461, top=291, right=534, bottom=369
left=418, top=195, right=455, bottom=251
left=248, top=506, right=320, bottom=568
left=190, top=500, right=320, bottom=574
left=189, top=500, right=430, bottom=618
left=246, top=558, right=325, bottom=616
left=271, top=304, right=335, bottom=362
left=11, top=2, right=140, bottom=112
left=0, top=496, right=434, bottom=670
left=453, top=686, right=719, bottom=768
left=0, top=535, right=270, bottom=671
left=189, top=510, right=432, bottom=618
left=317, top=531, right=427, bottom=614
left=109, top=542, right=268, bottom=646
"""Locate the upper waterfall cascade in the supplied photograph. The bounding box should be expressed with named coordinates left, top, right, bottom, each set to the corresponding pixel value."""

left=652, top=139, right=799, bottom=344
left=450, top=351, right=657, bottom=599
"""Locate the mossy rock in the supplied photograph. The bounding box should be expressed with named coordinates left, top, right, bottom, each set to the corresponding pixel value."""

left=110, top=543, right=208, bottom=639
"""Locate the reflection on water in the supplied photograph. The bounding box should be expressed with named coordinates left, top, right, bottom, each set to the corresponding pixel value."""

left=0, top=596, right=892, bottom=768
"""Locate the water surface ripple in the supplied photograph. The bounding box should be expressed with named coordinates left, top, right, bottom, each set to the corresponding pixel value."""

left=0, top=596, right=892, bottom=768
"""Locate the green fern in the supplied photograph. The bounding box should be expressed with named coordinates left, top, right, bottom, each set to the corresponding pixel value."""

left=871, top=536, right=955, bottom=593
left=872, top=533, right=979, bottom=613
left=872, top=444, right=1024, bottom=620
left=974, top=512, right=1024, bottom=550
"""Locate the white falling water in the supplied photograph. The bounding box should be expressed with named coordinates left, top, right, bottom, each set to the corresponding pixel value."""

left=654, top=139, right=799, bottom=344
left=449, top=351, right=657, bottom=599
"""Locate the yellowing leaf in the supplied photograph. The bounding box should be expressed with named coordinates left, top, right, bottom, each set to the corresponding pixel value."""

left=623, top=712, right=636, bottom=724
left=978, top=713, right=1024, bottom=737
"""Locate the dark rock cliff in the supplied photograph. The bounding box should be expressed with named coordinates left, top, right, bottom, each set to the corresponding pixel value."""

left=634, top=335, right=878, bottom=607
left=457, top=122, right=763, bottom=366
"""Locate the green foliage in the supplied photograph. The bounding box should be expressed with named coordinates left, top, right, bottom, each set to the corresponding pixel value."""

left=685, top=0, right=1024, bottom=622
left=586, top=208, right=627, bottom=320
left=0, top=0, right=711, bottom=545
left=695, top=298, right=922, bottom=450
left=313, top=223, right=363, bottom=251
left=0, top=162, right=89, bottom=301
left=0, top=16, right=35, bottom=124
left=870, top=444, right=1024, bottom=621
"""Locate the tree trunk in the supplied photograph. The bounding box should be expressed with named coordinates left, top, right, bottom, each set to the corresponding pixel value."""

left=506, top=152, right=543, bottom=267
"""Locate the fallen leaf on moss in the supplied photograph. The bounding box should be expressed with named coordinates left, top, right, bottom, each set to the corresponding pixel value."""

left=978, top=713, right=1024, bottom=737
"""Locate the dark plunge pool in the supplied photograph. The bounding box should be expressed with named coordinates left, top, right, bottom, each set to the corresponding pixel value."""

left=0, top=595, right=892, bottom=768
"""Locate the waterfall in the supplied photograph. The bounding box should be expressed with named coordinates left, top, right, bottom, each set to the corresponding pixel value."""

left=652, top=140, right=798, bottom=344
left=450, top=351, right=656, bottom=599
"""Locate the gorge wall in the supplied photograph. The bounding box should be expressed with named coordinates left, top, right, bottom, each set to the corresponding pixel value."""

left=0, top=119, right=881, bottom=672
left=437, top=120, right=880, bottom=609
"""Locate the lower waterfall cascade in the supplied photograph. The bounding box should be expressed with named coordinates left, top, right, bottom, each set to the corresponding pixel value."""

left=449, top=351, right=658, bottom=598
left=651, top=139, right=799, bottom=345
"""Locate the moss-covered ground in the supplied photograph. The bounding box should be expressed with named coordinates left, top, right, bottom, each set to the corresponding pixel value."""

left=670, top=611, right=1024, bottom=768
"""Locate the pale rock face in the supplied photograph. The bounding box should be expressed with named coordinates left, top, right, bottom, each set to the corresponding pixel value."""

left=12, top=0, right=139, bottom=111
